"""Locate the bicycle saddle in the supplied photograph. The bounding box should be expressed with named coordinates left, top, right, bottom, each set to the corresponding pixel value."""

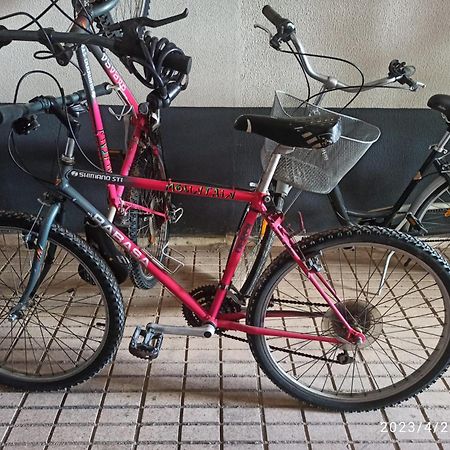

left=234, top=114, right=341, bottom=148
left=428, top=94, right=450, bottom=121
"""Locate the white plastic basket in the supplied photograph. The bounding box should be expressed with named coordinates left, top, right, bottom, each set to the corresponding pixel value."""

left=261, top=91, right=381, bottom=194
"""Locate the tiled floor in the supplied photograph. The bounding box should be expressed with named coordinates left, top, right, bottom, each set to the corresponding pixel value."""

left=0, top=244, right=449, bottom=449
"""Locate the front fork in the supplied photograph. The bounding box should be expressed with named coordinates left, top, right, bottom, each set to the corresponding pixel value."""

left=8, top=201, right=61, bottom=322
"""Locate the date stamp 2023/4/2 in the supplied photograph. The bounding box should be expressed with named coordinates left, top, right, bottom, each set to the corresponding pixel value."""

left=380, top=422, right=448, bottom=433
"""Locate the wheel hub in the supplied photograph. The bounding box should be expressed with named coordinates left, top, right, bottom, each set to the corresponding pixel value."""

left=322, top=299, right=382, bottom=350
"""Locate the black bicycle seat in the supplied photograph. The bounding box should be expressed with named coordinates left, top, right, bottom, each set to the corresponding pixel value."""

left=234, top=114, right=341, bottom=148
left=428, top=94, right=450, bottom=121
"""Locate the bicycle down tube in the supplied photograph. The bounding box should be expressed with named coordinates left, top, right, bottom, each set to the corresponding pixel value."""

left=19, top=166, right=363, bottom=345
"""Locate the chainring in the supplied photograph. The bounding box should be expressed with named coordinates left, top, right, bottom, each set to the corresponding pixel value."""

left=183, top=285, right=242, bottom=327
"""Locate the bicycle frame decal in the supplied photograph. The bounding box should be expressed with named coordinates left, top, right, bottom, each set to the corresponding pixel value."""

left=68, top=169, right=257, bottom=204
left=166, top=182, right=237, bottom=200
left=100, top=53, right=128, bottom=93
left=91, top=46, right=139, bottom=113
left=69, top=170, right=124, bottom=184
left=91, top=213, right=151, bottom=266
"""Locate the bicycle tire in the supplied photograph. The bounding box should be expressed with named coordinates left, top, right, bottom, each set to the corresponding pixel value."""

left=112, top=0, right=150, bottom=22
left=0, top=210, right=125, bottom=391
left=414, top=179, right=450, bottom=255
left=247, top=226, right=450, bottom=412
left=125, top=145, right=170, bottom=289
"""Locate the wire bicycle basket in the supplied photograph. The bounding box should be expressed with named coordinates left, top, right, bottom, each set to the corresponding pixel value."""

left=261, top=91, right=381, bottom=194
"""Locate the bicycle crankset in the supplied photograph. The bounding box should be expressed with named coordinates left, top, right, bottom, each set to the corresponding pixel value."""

left=182, top=284, right=242, bottom=327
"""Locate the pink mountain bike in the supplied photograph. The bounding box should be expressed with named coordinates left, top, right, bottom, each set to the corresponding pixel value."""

left=0, top=1, right=449, bottom=412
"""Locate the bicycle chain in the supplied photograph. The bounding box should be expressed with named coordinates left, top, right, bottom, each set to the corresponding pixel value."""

left=218, top=299, right=342, bottom=364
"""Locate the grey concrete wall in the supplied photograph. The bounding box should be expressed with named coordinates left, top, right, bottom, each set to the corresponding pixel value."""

left=0, top=1, right=448, bottom=108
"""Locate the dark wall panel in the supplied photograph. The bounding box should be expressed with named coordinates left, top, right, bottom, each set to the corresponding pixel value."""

left=0, top=106, right=445, bottom=234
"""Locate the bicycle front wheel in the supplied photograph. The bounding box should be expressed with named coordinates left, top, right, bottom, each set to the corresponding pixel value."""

left=247, top=226, right=450, bottom=411
left=0, top=211, right=125, bottom=391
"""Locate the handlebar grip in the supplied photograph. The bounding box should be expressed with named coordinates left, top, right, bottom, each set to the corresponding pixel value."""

left=0, top=104, right=31, bottom=126
left=0, top=83, right=113, bottom=127
left=262, top=5, right=285, bottom=28
left=164, top=52, right=192, bottom=75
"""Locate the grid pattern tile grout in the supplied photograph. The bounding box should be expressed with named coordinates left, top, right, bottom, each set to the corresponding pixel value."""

left=0, top=244, right=448, bottom=449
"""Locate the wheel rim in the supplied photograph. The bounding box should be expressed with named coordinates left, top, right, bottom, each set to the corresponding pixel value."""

left=0, top=227, right=110, bottom=382
left=255, top=242, right=450, bottom=404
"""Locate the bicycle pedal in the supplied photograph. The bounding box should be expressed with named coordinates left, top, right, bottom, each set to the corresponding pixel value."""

left=129, top=325, right=163, bottom=360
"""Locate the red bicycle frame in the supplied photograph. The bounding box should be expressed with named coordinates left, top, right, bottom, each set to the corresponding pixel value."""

left=64, top=169, right=367, bottom=346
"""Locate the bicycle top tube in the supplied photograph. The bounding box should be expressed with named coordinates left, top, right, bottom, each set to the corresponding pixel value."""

left=65, top=168, right=263, bottom=207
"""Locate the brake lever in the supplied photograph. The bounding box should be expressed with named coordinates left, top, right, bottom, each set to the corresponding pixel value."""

left=408, top=80, right=426, bottom=92
left=109, top=9, right=188, bottom=32
left=254, top=23, right=273, bottom=38
left=146, top=8, right=189, bottom=28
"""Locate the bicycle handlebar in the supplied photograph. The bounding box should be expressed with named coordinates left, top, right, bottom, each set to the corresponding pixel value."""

left=0, top=82, right=112, bottom=127
left=0, top=27, right=192, bottom=76
left=261, top=4, right=425, bottom=93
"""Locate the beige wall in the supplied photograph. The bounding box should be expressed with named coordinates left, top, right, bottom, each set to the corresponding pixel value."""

left=0, top=0, right=448, bottom=108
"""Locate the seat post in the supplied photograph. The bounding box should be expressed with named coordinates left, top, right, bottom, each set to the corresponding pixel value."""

left=436, top=130, right=450, bottom=152
left=257, top=145, right=294, bottom=193
left=257, top=153, right=281, bottom=194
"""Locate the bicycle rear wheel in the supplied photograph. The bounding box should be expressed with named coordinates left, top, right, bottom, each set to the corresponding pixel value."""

left=111, top=0, right=150, bottom=22
left=248, top=226, right=450, bottom=411
left=0, top=211, right=125, bottom=391
left=125, top=145, right=170, bottom=289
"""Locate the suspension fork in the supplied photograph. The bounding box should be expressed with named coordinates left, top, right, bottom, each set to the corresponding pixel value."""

left=8, top=201, right=61, bottom=322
